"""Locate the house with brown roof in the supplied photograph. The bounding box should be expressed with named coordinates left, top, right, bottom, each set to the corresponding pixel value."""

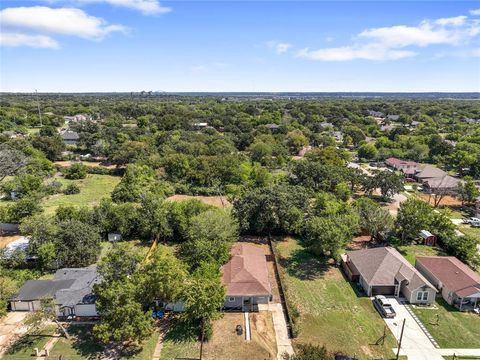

left=415, top=256, right=480, bottom=311
left=341, top=247, right=436, bottom=304
left=385, top=157, right=417, bottom=171
left=221, top=244, right=272, bottom=311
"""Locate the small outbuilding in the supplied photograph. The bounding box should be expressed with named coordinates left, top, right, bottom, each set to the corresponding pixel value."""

left=419, top=230, right=437, bottom=246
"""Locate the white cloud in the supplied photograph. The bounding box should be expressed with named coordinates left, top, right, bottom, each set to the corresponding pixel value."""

left=434, top=16, right=467, bottom=26
left=299, top=13, right=480, bottom=62
left=76, top=0, right=171, bottom=15
left=266, top=41, right=292, bottom=54
left=0, top=32, right=59, bottom=48
left=470, top=9, right=480, bottom=16
left=0, top=6, right=126, bottom=40
left=297, top=45, right=416, bottom=61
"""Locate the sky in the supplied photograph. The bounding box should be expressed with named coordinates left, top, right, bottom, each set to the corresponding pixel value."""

left=0, top=0, right=479, bottom=92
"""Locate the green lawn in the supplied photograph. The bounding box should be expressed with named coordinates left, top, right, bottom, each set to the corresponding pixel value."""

left=458, top=225, right=480, bottom=242
left=395, top=245, right=448, bottom=266
left=161, top=318, right=200, bottom=360
left=42, top=174, right=120, bottom=215
left=274, top=238, right=399, bottom=360
left=411, top=299, right=480, bottom=348
left=2, top=325, right=57, bottom=360
left=48, top=325, right=160, bottom=360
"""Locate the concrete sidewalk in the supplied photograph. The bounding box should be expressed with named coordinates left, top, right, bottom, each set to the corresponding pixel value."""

left=259, top=303, right=294, bottom=360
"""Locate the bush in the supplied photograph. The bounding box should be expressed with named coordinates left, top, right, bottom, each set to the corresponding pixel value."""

left=64, top=183, right=80, bottom=195
left=64, top=163, right=88, bottom=180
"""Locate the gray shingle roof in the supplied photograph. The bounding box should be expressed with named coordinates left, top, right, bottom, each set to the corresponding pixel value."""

left=11, top=266, right=100, bottom=307
left=347, top=247, right=436, bottom=292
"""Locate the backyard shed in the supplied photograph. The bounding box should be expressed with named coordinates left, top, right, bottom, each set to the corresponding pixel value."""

left=419, top=230, right=437, bottom=246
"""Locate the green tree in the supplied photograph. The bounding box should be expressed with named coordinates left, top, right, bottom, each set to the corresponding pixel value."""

left=180, top=209, right=238, bottom=268
left=355, top=198, right=394, bottom=241
left=94, top=280, right=153, bottom=345
left=141, top=246, right=188, bottom=306
left=396, top=198, right=432, bottom=243
left=183, top=262, right=225, bottom=337
left=64, top=163, right=88, bottom=179
left=357, top=142, right=379, bottom=160
left=303, top=212, right=359, bottom=258
left=56, top=220, right=101, bottom=267
left=111, top=164, right=156, bottom=202
left=233, top=185, right=309, bottom=235
left=458, top=176, right=479, bottom=205
left=0, top=277, right=17, bottom=317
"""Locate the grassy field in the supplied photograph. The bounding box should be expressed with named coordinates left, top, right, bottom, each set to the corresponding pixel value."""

left=48, top=325, right=160, bottom=360
left=411, top=299, right=480, bottom=348
left=42, top=174, right=120, bottom=215
left=2, top=325, right=57, bottom=360
left=274, top=238, right=399, bottom=359
left=395, top=244, right=448, bottom=266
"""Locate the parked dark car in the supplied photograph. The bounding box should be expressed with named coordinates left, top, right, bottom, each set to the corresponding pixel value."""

left=373, top=295, right=396, bottom=318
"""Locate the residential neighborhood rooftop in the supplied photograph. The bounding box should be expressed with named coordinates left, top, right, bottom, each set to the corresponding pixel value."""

left=416, top=257, right=480, bottom=298
left=221, top=244, right=271, bottom=297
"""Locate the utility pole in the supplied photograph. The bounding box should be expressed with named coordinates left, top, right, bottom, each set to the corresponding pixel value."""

left=396, top=318, right=406, bottom=360
left=199, top=318, right=205, bottom=360
left=35, top=90, right=42, bottom=127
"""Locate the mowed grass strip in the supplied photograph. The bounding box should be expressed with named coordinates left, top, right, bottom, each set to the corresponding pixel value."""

left=42, top=174, right=120, bottom=214
left=411, top=299, right=480, bottom=348
left=275, top=238, right=399, bottom=360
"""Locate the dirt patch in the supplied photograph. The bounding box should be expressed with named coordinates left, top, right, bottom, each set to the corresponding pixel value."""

left=347, top=235, right=371, bottom=250
left=0, top=235, right=22, bottom=249
left=202, top=312, right=276, bottom=360
left=416, top=193, right=462, bottom=207
left=54, top=161, right=116, bottom=169
left=166, top=195, right=231, bottom=208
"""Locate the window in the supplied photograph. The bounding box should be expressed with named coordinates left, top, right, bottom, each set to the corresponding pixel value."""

left=417, top=291, right=428, bottom=301
left=228, top=297, right=235, bottom=302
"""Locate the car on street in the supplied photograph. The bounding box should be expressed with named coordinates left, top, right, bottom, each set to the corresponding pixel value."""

left=373, top=295, right=396, bottom=318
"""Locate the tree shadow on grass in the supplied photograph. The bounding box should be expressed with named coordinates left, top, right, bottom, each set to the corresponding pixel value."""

left=66, top=325, right=105, bottom=359
left=163, top=317, right=198, bottom=344
left=5, top=329, right=56, bottom=355
left=278, top=247, right=328, bottom=281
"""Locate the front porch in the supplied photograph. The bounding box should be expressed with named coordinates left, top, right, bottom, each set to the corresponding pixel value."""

left=454, top=294, right=480, bottom=312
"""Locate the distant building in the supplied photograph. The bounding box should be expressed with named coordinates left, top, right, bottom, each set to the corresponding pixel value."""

left=367, top=110, right=385, bottom=118
left=64, top=114, right=90, bottom=123
left=265, top=123, right=280, bottom=131
left=193, top=122, right=209, bottom=128
left=386, top=114, right=400, bottom=121
left=61, top=130, right=80, bottom=145
left=385, top=157, right=417, bottom=171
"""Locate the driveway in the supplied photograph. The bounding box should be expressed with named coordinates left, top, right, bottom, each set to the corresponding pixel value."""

left=381, top=298, right=444, bottom=360
left=258, top=303, right=294, bottom=360
left=0, top=312, right=29, bottom=355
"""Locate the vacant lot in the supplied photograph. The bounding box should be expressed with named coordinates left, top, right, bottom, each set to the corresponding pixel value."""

left=411, top=299, right=480, bottom=348
left=274, top=237, right=399, bottom=359
left=202, top=312, right=276, bottom=360
left=42, top=174, right=120, bottom=214
left=167, top=194, right=231, bottom=208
